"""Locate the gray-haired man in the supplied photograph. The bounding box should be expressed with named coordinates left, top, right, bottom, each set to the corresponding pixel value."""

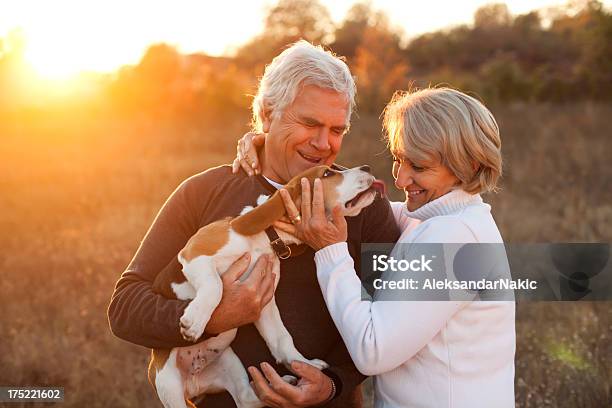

left=108, top=40, right=399, bottom=407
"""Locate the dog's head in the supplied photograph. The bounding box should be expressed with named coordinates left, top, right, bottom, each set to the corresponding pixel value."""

left=230, top=165, right=386, bottom=237
left=283, top=165, right=386, bottom=217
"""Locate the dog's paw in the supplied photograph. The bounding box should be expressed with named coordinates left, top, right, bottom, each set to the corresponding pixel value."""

left=305, top=358, right=329, bottom=370
left=179, top=314, right=205, bottom=342
left=281, top=375, right=298, bottom=385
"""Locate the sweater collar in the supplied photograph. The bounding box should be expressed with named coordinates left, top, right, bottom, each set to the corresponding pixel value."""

left=404, top=189, right=482, bottom=221
left=262, top=175, right=283, bottom=190
left=258, top=163, right=347, bottom=192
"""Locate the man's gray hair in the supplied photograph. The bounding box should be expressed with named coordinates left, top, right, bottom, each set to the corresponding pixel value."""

left=251, top=40, right=356, bottom=131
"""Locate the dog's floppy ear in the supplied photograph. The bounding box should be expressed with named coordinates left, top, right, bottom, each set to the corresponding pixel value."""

left=283, top=176, right=303, bottom=210
left=230, top=182, right=303, bottom=236
left=231, top=193, right=284, bottom=235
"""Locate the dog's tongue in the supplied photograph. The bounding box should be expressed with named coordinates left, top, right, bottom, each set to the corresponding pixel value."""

left=371, top=179, right=387, bottom=197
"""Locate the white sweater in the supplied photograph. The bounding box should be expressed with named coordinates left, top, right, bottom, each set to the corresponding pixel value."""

left=315, top=190, right=515, bottom=408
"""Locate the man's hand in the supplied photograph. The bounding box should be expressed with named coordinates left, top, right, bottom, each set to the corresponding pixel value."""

left=248, top=361, right=334, bottom=407
left=205, top=253, right=276, bottom=334
left=232, top=132, right=266, bottom=176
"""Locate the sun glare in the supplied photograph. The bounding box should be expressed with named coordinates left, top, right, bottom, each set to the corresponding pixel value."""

left=2, top=0, right=266, bottom=82
left=25, top=42, right=85, bottom=80
left=21, top=28, right=141, bottom=81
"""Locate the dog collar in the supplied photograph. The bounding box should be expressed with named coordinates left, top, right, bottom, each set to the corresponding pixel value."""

left=265, top=227, right=292, bottom=259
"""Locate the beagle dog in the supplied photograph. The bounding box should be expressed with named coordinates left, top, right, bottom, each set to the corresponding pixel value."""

left=148, top=165, right=385, bottom=408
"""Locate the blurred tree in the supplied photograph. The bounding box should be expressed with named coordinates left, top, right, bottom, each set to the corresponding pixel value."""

left=405, top=0, right=612, bottom=102
left=531, top=65, right=577, bottom=102
left=512, top=11, right=545, bottom=66
left=514, top=11, right=542, bottom=33
left=474, top=3, right=512, bottom=29
left=331, top=1, right=373, bottom=61
left=573, top=1, right=612, bottom=99
left=264, top=0, right=333, bottom=44
left=480, top=54, right=532, bottom=102
left=107, top=43, right=182, bottom=117
left=136, top=44, right=182, bottom=86
left=187, top=60, right=252, bottom=124
left=107, top=45, right=252, bottom=124
left=235, top=0, right=333, bottom=69
left=352, top=13, right=409, bottom=113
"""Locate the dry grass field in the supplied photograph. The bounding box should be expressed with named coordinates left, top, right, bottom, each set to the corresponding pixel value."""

left=0, top=103, right=610, bottom=407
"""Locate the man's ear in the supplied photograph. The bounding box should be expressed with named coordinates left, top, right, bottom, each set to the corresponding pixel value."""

left=262, top=108, right=272, bottom=133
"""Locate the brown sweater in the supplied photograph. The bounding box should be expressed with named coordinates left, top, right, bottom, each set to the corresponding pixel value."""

left=108, top=165, right=400, bottom=407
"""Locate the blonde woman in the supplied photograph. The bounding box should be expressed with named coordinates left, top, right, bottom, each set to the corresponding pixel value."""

left=236, top=87, right=515, bottom=407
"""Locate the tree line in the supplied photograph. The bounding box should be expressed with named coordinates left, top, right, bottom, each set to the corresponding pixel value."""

left=1, top=0, right=610, bottom=117
left=236, top=0, right=612, bottom=111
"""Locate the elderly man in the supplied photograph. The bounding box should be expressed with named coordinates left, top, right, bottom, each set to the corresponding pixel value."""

left=108, top=40, right=399, bottom=407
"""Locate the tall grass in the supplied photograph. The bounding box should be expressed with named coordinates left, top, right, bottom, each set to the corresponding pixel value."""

left=0, top=103, right=609, bottom=407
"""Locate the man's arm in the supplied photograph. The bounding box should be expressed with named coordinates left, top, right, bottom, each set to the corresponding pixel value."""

left=108, top=172, right=277, bottom=349
left=108, top=179, right=199, bottom=349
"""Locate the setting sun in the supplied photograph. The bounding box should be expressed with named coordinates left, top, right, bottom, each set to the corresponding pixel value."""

left=3, top=0, right=266, bottom=80
left=24, top=36, right=110, bottom=80
left=3, top=0, right=595, bottom=81
left=18, top=8, right=151, bottom=79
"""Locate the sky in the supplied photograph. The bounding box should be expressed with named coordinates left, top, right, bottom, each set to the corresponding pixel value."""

left=1, top=0, right=610, bottom=78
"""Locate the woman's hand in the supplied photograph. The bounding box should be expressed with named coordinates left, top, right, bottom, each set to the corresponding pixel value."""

left=274, top=178, right=347, bottom=251
left=232, top=132, right=266, bottom=176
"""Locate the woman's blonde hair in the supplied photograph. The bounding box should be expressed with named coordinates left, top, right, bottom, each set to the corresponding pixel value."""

left=383, top=87, right=502, bottom=194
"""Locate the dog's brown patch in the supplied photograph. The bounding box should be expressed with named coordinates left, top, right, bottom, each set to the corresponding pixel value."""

left=180, top=218, right=231, bottom=262
left=148, top=348, right=171, bottom=389
left=321, top=172, right=341, bottom=211
left=152, top=218, right=231, bottom=298
left=149, top=349, right=197, bottom=407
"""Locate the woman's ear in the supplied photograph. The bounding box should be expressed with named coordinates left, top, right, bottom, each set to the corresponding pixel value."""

left=471, top=160, right=480, bottom=172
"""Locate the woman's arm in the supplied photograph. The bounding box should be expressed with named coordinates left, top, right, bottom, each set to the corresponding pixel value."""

left=232, top=132, right=265, bottom=176
left=273, top=179, right=474, bottom=375
left=314, top=242, right=463, bottom=375
left=314, top=219, right=478, bottom=376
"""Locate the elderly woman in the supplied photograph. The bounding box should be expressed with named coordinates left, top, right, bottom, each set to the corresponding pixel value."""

left=237, top=87, right=515, bottom=407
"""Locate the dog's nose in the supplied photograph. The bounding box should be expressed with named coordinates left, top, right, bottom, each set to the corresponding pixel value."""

left=360, top=165, right=371, bottom=173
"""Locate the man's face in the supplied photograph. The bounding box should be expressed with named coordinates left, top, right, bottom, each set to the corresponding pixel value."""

left=262, top=85, right=350, bottom=184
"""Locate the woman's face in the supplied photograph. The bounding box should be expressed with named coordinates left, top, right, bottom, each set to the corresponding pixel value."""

left=392, top=149, right=459, bottom=211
